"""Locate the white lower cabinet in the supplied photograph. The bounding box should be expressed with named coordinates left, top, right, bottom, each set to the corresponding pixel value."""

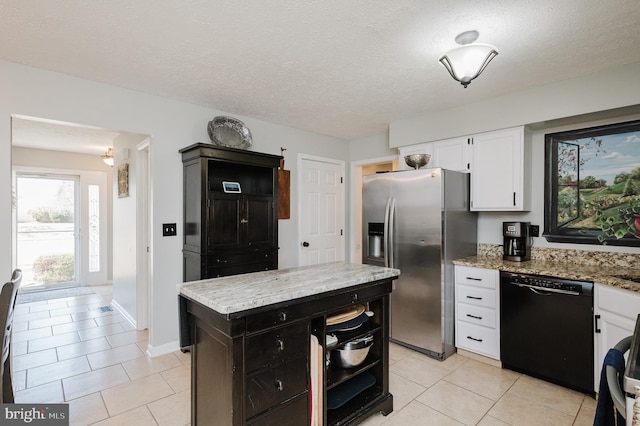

left=594, top=284, right=640, bottom=392
left=454, top=265, right=500, bottom=359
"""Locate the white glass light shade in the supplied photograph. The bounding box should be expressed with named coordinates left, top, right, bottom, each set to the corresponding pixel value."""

left=101, top=147, right=114, bottom=166
left=438, top=43, right=498, bottom=88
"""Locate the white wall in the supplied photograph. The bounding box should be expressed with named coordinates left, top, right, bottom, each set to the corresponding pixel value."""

left=11, top=147, right=115, bottom=279
left=0, top=59, right=348, bottom=353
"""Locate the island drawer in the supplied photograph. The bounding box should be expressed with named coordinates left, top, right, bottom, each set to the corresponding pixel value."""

left=246, top=321, right=309, bottom=372
left=245, top=355, right=308, bottom=418
left=247, top=392, right=309, bottom=425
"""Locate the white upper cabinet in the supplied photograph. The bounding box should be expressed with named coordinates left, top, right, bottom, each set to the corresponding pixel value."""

left=470, top=126, right=530, bottom=211
left=397, top=137, right=469, bottom=172
left=432, top=137, right=470, bottom=172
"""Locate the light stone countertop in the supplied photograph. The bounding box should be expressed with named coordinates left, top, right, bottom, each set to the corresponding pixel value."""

left=454, top=255, right=640, bottom=293
left=177, top=262, right=400, bottom=316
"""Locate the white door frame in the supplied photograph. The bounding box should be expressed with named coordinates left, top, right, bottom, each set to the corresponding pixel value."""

left=297, top=154, right=346, bottom=266
left=136, top=139, right=151, bottom=330
left=349, top=155, right=397, bottom=264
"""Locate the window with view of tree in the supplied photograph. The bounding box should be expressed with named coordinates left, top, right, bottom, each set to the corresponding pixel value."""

left=544, top=119, right=640, bottom=247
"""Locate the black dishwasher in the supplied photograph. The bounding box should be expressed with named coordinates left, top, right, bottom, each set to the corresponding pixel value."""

left=500, top=272, right=594, bottom=395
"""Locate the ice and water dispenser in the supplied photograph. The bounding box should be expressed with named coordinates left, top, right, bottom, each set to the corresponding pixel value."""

left=367, top=223, right=384, bottom=259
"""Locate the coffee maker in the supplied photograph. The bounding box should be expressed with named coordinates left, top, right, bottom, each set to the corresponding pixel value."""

left=503, top=221, right=532, bottom=261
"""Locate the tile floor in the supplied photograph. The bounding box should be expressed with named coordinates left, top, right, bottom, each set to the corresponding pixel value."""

left=12, top=286, right=597, bottom=425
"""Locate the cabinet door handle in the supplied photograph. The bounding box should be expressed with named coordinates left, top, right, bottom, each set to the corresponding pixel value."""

left=466, top=277, right=482, bottom=281
left=467, top=336, right=483, bottom=342
left=513, top=192, right=516, bottom=206
left=276, top=338, right=285, bottom=352
left=240, top=218, right=248, bottom=224
left=595, top=314, right=601, bottom=333
left=466, top=314, right=482, bottom=320
left=275, top=379, right=284, bottom=391
left=278, top=311, right=287, bottom=322
left=466, top=295, right=482, bottom=300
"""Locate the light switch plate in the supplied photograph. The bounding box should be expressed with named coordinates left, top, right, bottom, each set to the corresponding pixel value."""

left=163, top=223, right=177, bottom=236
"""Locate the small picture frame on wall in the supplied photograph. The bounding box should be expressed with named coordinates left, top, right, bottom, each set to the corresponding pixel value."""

left=118, top=163, right=129, bottom=198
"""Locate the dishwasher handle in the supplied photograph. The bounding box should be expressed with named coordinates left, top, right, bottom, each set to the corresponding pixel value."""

left=514, top=282, right=580, bottom=296
left=607, top=336, right=632, bottom=419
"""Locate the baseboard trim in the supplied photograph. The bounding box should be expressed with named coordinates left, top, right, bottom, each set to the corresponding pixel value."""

left=146, top=340, right=181, bottom=358
left=110, top=299, right=137, bottom=330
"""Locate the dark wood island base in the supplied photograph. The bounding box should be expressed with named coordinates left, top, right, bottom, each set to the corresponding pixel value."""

left=178, top=263, right=399, bottom=425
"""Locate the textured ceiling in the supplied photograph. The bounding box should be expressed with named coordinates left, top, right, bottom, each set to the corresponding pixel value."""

left=2, top=0, right=640, bottom=149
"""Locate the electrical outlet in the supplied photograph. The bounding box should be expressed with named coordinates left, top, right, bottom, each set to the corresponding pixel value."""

left=163, top=223, right=177, bottom=236
left=530, top=225, right=540, bottom=237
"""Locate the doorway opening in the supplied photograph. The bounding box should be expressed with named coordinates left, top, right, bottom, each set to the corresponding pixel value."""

left=15, top=172, right=79, bottom=290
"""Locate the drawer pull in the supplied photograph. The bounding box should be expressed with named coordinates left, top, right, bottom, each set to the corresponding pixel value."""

left=466, top=314, right=482, bottom=320
left=275, top=379, right=284, bottom=391
left=278, top=312, right=287, bottom=322
left=466, top=295, right=482, bottom=300
left=276, top=338, right=285, bottom=352
left=467, top=336, right=483, bottom=342
left=466, top=277, right=482, bottom=281
left=351, top=293, right=358, bottom=302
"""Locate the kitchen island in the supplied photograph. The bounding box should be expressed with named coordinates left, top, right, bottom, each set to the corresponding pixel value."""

left=178, top=262, right=400, bottom=426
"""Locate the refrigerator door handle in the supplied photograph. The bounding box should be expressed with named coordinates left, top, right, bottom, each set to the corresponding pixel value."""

left=383, top=197, right=391, bottom=268
left=388, top=197, right=396, bottom=268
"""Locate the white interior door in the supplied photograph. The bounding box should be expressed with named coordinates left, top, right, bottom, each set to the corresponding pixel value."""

left=299, top=156, right=345, bottom=266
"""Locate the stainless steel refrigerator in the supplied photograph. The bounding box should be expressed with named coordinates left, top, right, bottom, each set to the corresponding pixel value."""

left=362, top=168, right=477, bottom=360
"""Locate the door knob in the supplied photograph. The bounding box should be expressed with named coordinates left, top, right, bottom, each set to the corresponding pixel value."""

left=302, top=241, right=310, bottom=247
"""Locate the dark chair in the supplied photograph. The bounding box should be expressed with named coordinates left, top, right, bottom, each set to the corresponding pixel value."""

left=0, top=269, right=22, bottom=403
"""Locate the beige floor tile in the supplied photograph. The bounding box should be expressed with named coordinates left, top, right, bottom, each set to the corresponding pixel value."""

left=12, top=347, right=57, bottom=371
left=78, top=323, right=126, bottom=341
left=13, top=321, right=29, bottom=332
left=582, top=395, right=597, bottom=409
left=356, top=412, right=390, bottom=426
left=67, top=295, right=106, bottom=307
left=122, top=353, right=183, bottom=381
left=508, top=374, right=586, bottom=416
left=477, top=414, right=512, bottom=425
left=147, top=389, right=191, bottom=426
left=388, top=372, right=427, bottom=412
left=63, top=364, right=131, bottom=401
left=68, top=392, right=110, bottom=426
left=573, top=403, right=596, bottom=425
left=28, top=314, right=72, bottom=329
left=408, top=351, right=468, bottom=372
left=27, top=356, right=91, bottom=387
left=28, top=331, right=80, bottom=353
left=14, top=310, right=51, bottom=323
left=30, top=301, right=68, bottom=312
left=57, top=337, right=112, bottom=360
left=12, top=340, right=28, bottom=356
left=416, top=380, right=495, bottom=425
left=160, top=364, right=191, bottom=393
left=488, top=393, right=575, bottom=426
left=14, top=305, right=31, bottom=315
left=71, top=309, right=114, bottom=321
left=389, top=343, right=415, bottom=363
left=52, top=318, right=98, bottom=335
left=87, top=343, right=145, bottom=370
left=15, top=380, right=65, bottom=403
left=107, top=330, right=149, bottom=348
left=92, top=406, right=158, bottom=426
left=385, top=400, right=464, bottom=426
left=101, top=374, right=175, bottom=416
left=94, top=313, right=128, bottom=326
left=443, top=358, right=520, bottom=401
left=173, top=349, right=191, bottom=365
left=390, top=354, right=450, bottom=388
left=13, top=326, right=53, bottom=343
left=49, top=305, right=89, bottom=317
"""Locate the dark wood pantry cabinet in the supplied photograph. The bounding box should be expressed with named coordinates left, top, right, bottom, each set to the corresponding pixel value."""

left=180, top=143, right=282, bottom=281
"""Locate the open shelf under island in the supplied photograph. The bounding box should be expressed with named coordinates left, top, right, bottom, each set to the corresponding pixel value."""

left=178, top=262, right=400, bottom=426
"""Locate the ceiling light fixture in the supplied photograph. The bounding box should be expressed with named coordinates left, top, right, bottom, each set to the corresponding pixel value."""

left=438, top=30, right=498, bottom=88
left=101, top=147, right=114, bottom=167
